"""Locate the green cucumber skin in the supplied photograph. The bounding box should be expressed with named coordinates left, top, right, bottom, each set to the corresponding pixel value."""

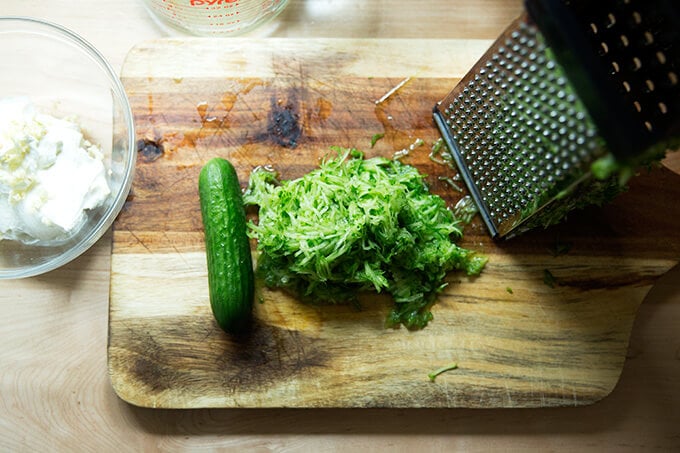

left=199, top=158, right=254, bottom=333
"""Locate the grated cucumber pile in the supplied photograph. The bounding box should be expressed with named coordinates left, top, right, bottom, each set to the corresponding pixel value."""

left=243, top=147, right=487, bottom=330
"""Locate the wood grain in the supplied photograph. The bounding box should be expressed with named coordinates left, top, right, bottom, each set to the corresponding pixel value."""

left=109, top=38, right=680, bottom=409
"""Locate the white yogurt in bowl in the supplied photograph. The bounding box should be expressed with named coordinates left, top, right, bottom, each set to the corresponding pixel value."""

left=0, top=97, right=111, bottom=244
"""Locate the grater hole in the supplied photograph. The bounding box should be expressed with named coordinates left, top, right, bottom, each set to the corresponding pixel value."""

left=620, top=34, right=630, bottom=47
left=606, top=12, right=617, bottom=27
left=589, top=22, right=598, bottom=34
left=622, top=80, right=631, bottom=92
left=632, top=11, right=642, bottom=25
left=644, top=31, right=654, bottom=45
left=658, top=102, right=668, bottom=114
left=634, top=100, right=642, bottom=112
left=611, top=61, right=620, bottom=73
left=656, top=51, right=667, bottom=65
left=631, top=57, right=641, bottom=71
left=645, top=79, right=655, bottom=92
left=669, top=72, right=678, bottom=86
left=599, top=41, right=609, bottom=55
left=644, top=121, right=653, bottom=132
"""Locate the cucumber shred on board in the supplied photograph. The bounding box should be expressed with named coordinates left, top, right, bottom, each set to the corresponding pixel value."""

left=243, top=147, right=487, bottom=330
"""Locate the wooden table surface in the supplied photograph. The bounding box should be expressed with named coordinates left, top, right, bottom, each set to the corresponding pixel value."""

left=1, top=1, right=679, bottom=451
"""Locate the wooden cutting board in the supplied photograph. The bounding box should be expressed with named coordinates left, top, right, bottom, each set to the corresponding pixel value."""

left=109, top=38, right=680, bottom=409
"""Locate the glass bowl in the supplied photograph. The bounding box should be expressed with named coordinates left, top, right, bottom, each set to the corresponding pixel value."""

left=0, top=17, right=135, bottom=279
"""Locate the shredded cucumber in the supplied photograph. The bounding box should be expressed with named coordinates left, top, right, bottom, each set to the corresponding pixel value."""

left=243, top=147, right=486, bottom=330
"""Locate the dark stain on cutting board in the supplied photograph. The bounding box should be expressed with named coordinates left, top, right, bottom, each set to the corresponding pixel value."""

left=113, top=315, right=328, bottom=396
left=264, top=93, right=302, bottom=148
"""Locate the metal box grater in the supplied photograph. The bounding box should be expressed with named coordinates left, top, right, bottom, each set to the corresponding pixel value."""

left=433, top=0, right=680, bottom=239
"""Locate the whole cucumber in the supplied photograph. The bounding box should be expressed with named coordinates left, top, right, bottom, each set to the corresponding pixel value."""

left=198, top=157, right=254, bottom=333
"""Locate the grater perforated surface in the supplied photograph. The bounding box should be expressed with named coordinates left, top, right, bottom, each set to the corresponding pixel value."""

left=587, top=1, right=680, bottom=140
left=526, top=0, right=680, bottom=158
left=434, top=15, right=606, bottom=238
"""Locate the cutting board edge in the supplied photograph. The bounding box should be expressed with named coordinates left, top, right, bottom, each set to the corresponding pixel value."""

left=105, top=365, right=623, bottom=410
left=107, top=274, right=668, bottom=410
